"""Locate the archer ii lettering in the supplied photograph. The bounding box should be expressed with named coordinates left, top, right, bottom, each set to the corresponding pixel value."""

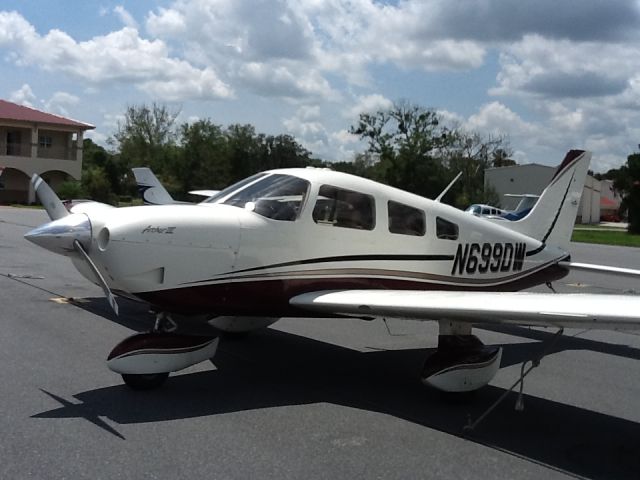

left=141, top=226, right=176, bottom=234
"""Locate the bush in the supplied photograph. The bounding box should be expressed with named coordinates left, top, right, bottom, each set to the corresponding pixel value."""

left=57, top=180, right=84, bottom=200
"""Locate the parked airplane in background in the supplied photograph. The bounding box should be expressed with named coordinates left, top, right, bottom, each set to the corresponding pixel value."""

left=24, top=150, right=640, bottom=394
left=132, top=167, right=218, bottom=205
left=465, top=203, right=508, bottom=217
left=466, top=194, right=540, bottom=221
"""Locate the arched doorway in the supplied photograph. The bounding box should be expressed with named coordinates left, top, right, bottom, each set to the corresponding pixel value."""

left=0, top=168, right=30, bottom=204
left=41, top=170, right=72, bottom=193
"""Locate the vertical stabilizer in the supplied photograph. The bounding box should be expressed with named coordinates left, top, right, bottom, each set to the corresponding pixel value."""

left=132, top=167, right=174, bottom=205
left=503, top=150, right=591, bottom=251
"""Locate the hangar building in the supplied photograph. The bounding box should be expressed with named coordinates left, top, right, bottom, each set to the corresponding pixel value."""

left=485, top=162, right=622, bottom=224
left=0, top=99, right=94, bottom=204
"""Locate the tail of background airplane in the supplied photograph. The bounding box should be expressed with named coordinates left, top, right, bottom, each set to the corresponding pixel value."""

left=131, top=167, right=174, bottom=205
left=501, top=150, right=591, bottom=251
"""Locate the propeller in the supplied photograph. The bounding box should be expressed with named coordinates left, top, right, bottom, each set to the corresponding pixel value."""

left=73, top=239, right=119, bottom=315
left=27, top=174, right=119, bottom=315
left=31, top=173, right=69, bottom=221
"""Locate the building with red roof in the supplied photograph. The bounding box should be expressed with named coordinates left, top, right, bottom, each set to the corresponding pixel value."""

left=0, top=99, right=94, bottom=203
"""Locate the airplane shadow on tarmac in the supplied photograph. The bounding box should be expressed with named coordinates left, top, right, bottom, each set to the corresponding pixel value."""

left=34, top=297, right=640, bottom=480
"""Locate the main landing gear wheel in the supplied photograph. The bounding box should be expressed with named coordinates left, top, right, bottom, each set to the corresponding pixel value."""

left=121, top=372, right=169, bottom=390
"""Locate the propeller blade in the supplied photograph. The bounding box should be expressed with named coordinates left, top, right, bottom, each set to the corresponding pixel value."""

left=31, top=174, right=68, bottom=221
left=73, top=239, right=119, bottom=316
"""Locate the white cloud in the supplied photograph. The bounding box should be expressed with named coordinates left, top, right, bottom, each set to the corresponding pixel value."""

left=143, top=66, right=233, bottom=101
left=113, top=6, right=139, bottom=29
left=0, top=11, right=231, bottom=101
left=85, top=130, right=108, bottom=146
left=146, top=7, right=186, bottom=36
left=466, top=102, right=537, bottom=137
left=235, top=62, right=336, bottom=100
left=9, top=83, right=36, bottom=106
left=491, top=35, right=639, bottom=100
left=345, top=94, right=393, bottom=119
left=44, top=91, right=80, bottom=116
left=283, top=106, right=328, bottom=143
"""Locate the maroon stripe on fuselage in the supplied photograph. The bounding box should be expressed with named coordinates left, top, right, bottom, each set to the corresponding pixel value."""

left=133, top=264, right=569, bottom=316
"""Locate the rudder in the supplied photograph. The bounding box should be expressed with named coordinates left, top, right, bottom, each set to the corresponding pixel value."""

left=503, top=150, right=591, bottom=251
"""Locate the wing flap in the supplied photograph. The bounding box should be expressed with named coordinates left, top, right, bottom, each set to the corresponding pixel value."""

left=290, top=290, right=640, bottom=330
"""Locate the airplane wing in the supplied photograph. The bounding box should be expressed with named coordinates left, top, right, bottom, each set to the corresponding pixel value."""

left=290, top=290, right=640, bottom=330
left=189, top=189, right=220, bottom=197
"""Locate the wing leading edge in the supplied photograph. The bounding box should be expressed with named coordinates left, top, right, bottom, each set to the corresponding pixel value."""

left=290, top=290, right=640, bottom=330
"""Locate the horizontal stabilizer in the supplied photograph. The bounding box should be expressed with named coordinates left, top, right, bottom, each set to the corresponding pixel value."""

left=189, top=189, right=220, bottom=198
left=560, top=261, right=640, bottom=278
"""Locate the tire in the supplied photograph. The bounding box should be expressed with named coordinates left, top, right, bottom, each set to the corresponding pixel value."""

left=121, top=372, right=169, bottom=390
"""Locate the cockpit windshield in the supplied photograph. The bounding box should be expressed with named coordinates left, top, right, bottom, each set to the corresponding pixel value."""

left=220, top=174, right=310, bottom=221
left=203, top=173, right=267, bottom=204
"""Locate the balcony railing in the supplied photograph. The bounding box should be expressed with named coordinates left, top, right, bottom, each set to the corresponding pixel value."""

left=0, top=142, right=77, bottom=161
left=3, top=142, right=30, bottom=157
left=37, top=144, right=77, bottom=160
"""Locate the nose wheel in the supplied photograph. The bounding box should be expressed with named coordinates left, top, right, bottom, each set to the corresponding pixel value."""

left=107, top=319, right=220, bottom=390
left=121, top=372, right=170, bottom=390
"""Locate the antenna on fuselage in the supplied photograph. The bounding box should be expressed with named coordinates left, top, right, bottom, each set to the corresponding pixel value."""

left=434, top=171, right=462, bottom=203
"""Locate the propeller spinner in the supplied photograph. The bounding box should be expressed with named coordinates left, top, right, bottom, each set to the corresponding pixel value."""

left=24, top=174, right=119, bottom=315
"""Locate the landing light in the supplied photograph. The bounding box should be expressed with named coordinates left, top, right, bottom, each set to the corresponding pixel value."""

left=97, top=227, right=110, bottom=251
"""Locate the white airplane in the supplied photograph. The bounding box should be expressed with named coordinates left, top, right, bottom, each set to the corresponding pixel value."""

left=24, top=150, right=640, bottom=393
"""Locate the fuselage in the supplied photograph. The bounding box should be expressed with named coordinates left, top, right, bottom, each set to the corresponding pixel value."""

left=67, top=168, right=568, bottom=316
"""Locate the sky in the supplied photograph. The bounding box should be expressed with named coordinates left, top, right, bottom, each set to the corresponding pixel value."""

left=2, top=0, right=640, bottom=173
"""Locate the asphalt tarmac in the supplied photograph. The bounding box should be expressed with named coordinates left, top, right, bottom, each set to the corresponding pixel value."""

left=1, top=206, right=639, bottom=480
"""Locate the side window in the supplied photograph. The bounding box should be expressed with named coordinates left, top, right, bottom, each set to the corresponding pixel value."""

left=436, top=216, right=459, bottom=240
left=313, top=185, right=375, bottom=230
left=388, top=201, right=425, bottom=236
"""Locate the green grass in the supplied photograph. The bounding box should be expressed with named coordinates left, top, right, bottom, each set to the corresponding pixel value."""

left=572, top=229, right=640, bottom=247
left=8, top=204, right=44, bottom=209
left=573, top=224, right=624, bottom=231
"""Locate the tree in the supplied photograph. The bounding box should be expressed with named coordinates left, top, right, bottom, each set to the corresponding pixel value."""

left=349, top=102, right=452, bottom=199
left=260, top=134, right=312, bottom=170
left=349, top=102, right=510, bottom=207
left=441, top=132, right=508, bottom=207
left=112, top=103, right=179, bottom=174
left=82, top=138, right=124, bottom=195
left=598, top=152, right=640, bottom=233
left=332, top=152, right=377, bottom=177
left=225, top=124, right=263, bottom=182
left=621, top=153, right=640, bottom=233
left=82, top=165, right=118, bottom=205
left=178, top=120, right=229, bottom=194
left=57, top=180, right=84, bottom=200
left=491, top=148, right=516, bottom=167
